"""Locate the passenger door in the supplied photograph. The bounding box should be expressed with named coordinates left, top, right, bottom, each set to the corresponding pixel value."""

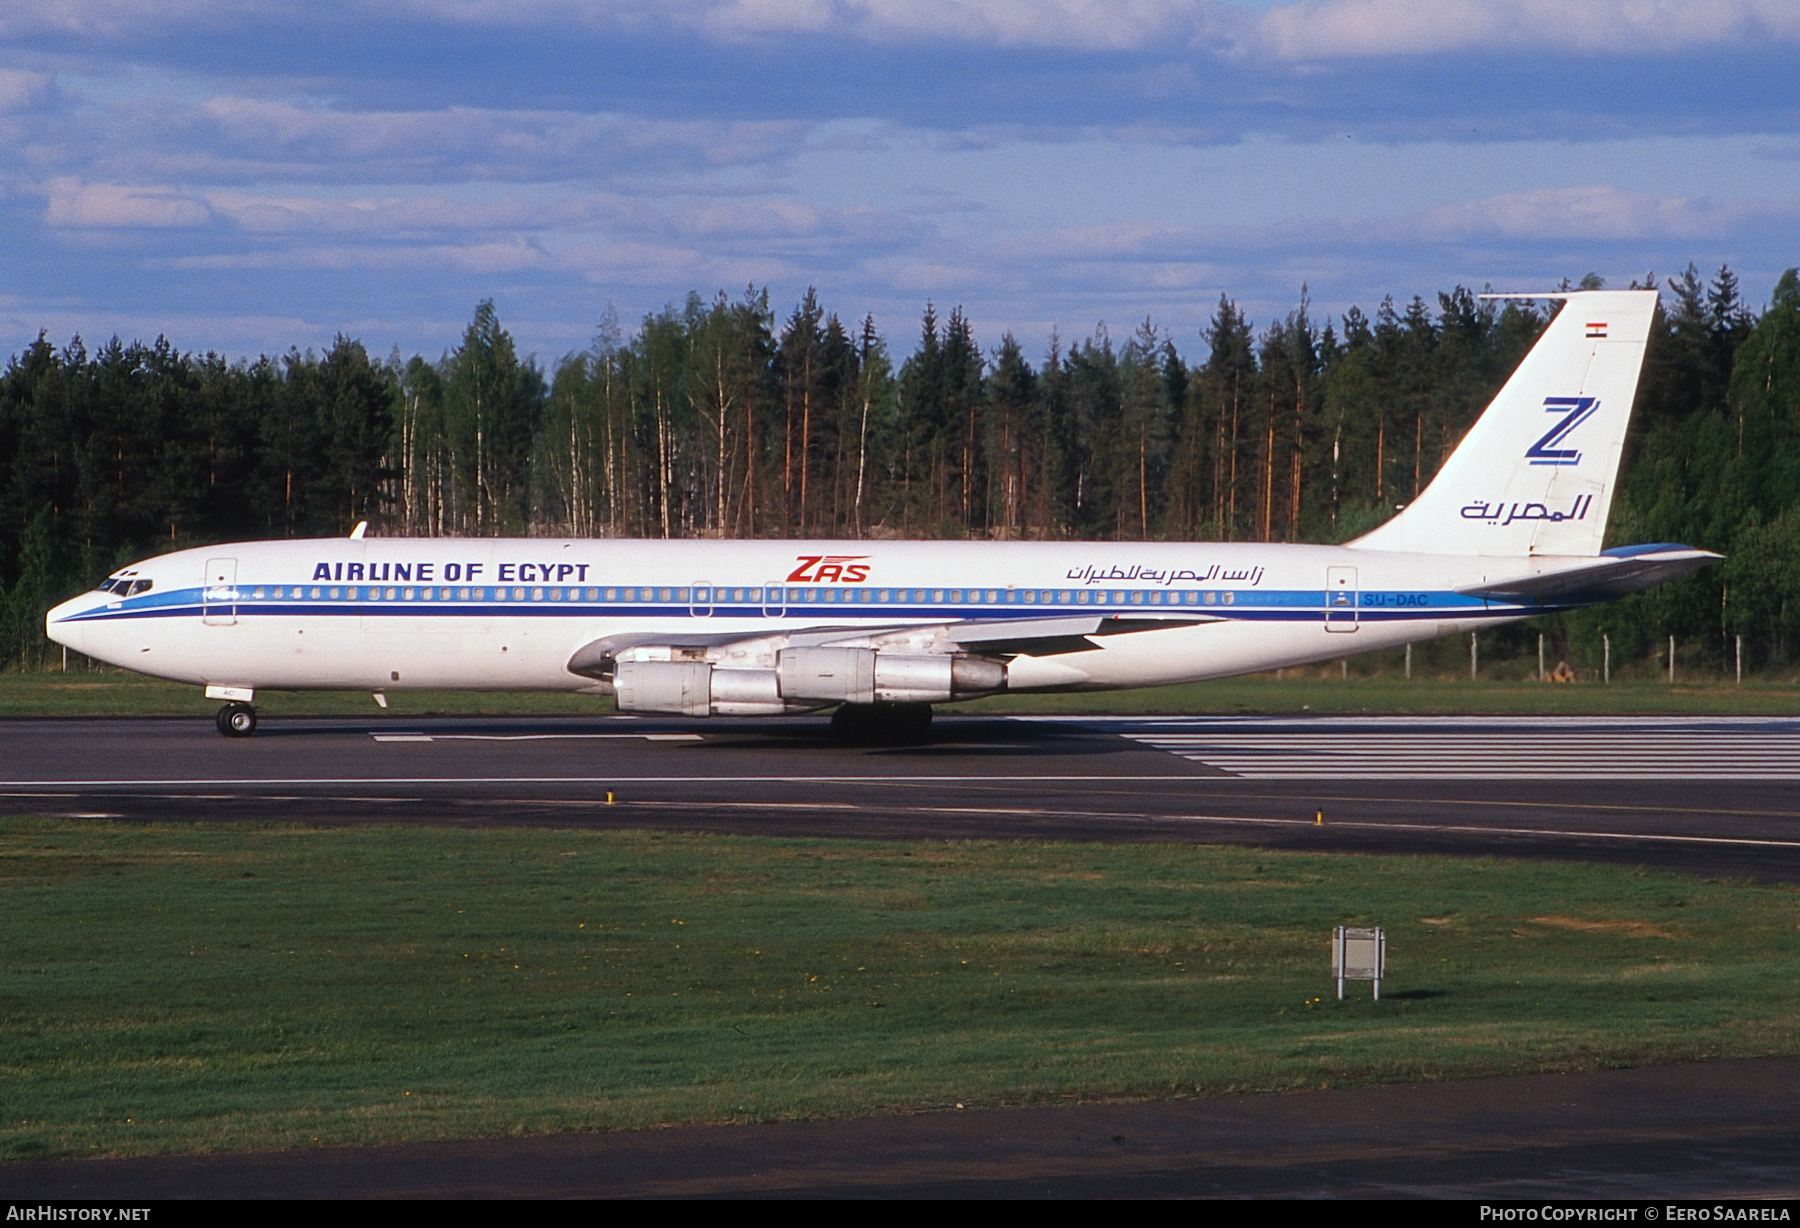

left=1325, top=566, right=1359, bottom=632
left=203, top=558, right=238, bottom=626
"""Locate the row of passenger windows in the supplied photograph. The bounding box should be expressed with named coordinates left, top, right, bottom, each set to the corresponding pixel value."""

left=241, top=584, right=1241, bottom=606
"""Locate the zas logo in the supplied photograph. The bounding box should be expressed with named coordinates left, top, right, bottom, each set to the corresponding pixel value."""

left=1526, top=396, right=1599, bottom=466
left=788, top=555, right=870, bottom=583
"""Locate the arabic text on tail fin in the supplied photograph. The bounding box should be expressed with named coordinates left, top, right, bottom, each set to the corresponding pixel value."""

left=1348, top=289, right=1659, bottom=558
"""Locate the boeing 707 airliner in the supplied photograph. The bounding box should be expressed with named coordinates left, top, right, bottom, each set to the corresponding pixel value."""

left=46, top=290, right=1717, bottom=739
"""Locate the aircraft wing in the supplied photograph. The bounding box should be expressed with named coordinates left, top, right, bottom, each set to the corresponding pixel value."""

left=567, top=611, right=1220, bottom=679
left=1456, top=545, right=1720, bottom=603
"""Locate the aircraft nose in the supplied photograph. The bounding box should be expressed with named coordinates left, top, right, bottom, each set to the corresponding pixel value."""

left=44, top=595, right=91, bottom=652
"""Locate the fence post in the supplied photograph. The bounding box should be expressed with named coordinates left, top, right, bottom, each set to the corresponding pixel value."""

left=1669, top=635, right=1676, bottom=684
left=1603, top=634, right=1610, bottom=685
left=1538, top=633, right=1544, bottom=682
left=1737, top=634, right=1743, bottom=686
left=1405, top=643, right=1412, bottom=681
left=1470, top=633, right=1478, bottom=681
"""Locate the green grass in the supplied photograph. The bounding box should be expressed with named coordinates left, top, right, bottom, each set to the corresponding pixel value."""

left=4, top=819, right=1798, bottom=1160
left=6, top=666, right=1800, bottom=718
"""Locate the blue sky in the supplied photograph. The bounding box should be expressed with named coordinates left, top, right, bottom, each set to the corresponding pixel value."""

left=3, top=0, right=1798, bottom=365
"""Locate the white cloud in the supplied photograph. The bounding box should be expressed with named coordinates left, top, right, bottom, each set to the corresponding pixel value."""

left=169, top=238, right=551, bottom=273
left=980, top=188, right=1800, bottom=260
left=699, top=0, right=1228, bottom=49
left=5, top=0, right=1234, bottom=50
left=12, top=0, right=1799, bottom=57
left=0, top=71, right=52, bottom=112
left=680, top=199, right=827, bottom=237
left=176, top=97, right=804, bottom=180
left=1254, top=0, right=1800, bottom=59
left=564, top=239, right=798, bottom=287
left=201, top=190, right=635, bottom=236
left=673, top=200, right=927, bottom=251
left=374, top=0, right=1232, bottom=49
left=0, top=0, right=235, bottom=37
left=410, top=239, right=551, bottom=273
left=998, top=220, right=1205, bottom=260
left=1412, top=186, right=1800, bottom=242
left=6, top=93, right=807, bottom=191
left=183, top=185, right=916, bottom=251
left=43, top=178, right=211, bottom=228
left=879, top=259, right=995, bottom=293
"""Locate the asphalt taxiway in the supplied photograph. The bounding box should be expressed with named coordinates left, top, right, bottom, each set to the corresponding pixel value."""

left=6, top=712, right=1800, bottom=1198
left=5, top=712, right=1800, bottom=879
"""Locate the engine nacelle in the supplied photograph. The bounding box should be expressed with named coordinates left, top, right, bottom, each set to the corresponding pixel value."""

left=602, top=648, right=1006, bottom=715
left=707, top=667, right=785, bottom=716
left=613, top=659, right=710, bottom=716
left=777, top=648, right=1005, bottom=704
left=613, top=660, right=789, bottom=716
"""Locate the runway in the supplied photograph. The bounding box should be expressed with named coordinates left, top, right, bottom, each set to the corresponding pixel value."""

left=6, top=712, right=1800, bottom=879
left=1114, top=714, right=1800, bottom=779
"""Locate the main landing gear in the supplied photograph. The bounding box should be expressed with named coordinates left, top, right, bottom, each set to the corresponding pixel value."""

left=215, top=702, right=257, bottom=738
left=830, top=702, right=933, bottom=746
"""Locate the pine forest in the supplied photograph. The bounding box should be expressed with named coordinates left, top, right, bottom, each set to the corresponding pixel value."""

left=4, top=264, right=1800, bottom=681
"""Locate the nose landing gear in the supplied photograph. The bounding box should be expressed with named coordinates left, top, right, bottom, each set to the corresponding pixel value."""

left=216, top=703, right=258, bottom=738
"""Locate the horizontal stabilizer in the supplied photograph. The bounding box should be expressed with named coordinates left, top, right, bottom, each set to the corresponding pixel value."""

left=1456, top=545, right=1720, bottom=603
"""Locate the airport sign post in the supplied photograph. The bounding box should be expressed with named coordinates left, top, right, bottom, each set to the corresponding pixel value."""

left=1333, top=926, right=1385, bottom=1000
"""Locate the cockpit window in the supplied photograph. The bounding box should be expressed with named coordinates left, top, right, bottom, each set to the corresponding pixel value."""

left=96, top=577, right=152, bottom=595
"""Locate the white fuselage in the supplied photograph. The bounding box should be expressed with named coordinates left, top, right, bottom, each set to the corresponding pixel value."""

left=44, top=290, right=1702, bottom=713
left=47, top=536, right=1554, bottom=699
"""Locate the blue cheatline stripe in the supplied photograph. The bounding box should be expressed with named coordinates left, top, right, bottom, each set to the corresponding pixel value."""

left=60, top=585, right=1517, bottom=627
left=85, top=584, right=1498, bottom=607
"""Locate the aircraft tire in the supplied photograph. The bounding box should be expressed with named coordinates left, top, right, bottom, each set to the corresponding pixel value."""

left=216, top=703, right=257, bottom=738
left=830, top=702, right=932, bottom=746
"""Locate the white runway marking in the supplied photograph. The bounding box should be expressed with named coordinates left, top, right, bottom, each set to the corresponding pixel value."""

left=1115, top=716, right=1800, bottom=780
left=370, top=733, right=703, bottom=743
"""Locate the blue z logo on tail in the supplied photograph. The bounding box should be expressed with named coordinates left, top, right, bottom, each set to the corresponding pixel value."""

left=1527, top=397, right=1598, bottom=466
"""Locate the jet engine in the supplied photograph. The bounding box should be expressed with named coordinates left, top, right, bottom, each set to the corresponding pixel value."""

left=600, top=647, right=1006, bottom=717
left=777, top=647, right=1004, bottom=704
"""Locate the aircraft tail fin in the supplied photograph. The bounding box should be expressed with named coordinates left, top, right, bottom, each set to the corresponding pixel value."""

left=1348, top=289, right=1658, bottom=557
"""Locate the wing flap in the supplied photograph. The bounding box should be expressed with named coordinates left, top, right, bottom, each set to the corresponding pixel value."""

left=943, top=613, right=1219, bottom=656
left=1457, top=546, right=1720, bottom=603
